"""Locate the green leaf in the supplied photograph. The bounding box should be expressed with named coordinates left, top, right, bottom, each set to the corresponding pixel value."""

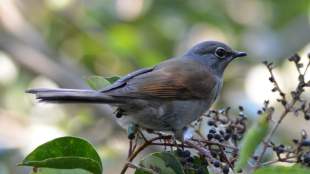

left=29, top=168, right=91, bottom=174
left=135, top=155, right=176, bottom=174
left=253, top=166, right=310, bottom=174
left=149, top=152, right=184, bottom=174
left=103, top=75, right=121, bottom=85
left=161, top=152, right=184, bottom=174
left=18, top=136, right=102, bottom=174
left=83, top=76, right=111, bottom=90
left=235, top=113, right=269, bottom=171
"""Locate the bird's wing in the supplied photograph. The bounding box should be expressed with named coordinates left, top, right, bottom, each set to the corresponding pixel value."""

left=103, top=57, right=217, bottom=99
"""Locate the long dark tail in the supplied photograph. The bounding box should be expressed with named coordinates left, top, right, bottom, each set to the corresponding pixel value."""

left=26, top=88, right=120, bottom=104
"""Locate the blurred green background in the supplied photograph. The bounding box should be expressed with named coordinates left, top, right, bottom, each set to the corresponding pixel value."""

left=0, top=0, right=310, bottom=173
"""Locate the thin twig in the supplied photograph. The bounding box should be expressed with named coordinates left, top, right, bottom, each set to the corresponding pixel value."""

left=192, top=139, right=239, bottom=150
left=126, top=162, right=159, bottom=174
left=255, top=84, right=302, bottom=169
left=260, top=154, right=298, bottom=166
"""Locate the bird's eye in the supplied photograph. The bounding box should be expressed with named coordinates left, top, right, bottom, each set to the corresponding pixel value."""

left=215, top=47, right=226, bottom=58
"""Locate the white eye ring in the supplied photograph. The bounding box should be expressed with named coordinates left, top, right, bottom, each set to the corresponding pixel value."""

left=215, top=47, right=226, bottom=58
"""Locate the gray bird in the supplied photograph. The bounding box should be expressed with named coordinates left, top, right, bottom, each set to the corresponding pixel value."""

left=26, top=41, right=247, bottom=141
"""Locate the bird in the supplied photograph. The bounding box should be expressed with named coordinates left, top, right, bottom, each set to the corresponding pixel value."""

left=26, top=41, right=247, bottom=141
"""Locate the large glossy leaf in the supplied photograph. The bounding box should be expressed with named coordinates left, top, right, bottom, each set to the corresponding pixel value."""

left=135, top=155, right=176, bottom=174
left=253, top=166, right=310, bottom=174
left=29, top=167, right=91, bottom=174
left=235, top=113, right=269, bottom=171
left=18, top=136, right=102, bottom=174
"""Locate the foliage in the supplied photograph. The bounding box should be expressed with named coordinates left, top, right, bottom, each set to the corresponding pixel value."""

left=18, top=137, right=102, bottom=174
left=18, top=54, right=310, bottom=173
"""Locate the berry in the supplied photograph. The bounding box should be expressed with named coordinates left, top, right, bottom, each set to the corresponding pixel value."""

left=180, top=157, right=187, bottom=164
left=302, top=139, right=310, bottom=146
left=292, top=139, right=299, bottom=144
left=207, top=133, right=214, bottom=140
left=223, top=166, right=229, bottom=174
left=269, top=77, right=274, bottom=83
left=278, top=147, right=284, bottom=153
left=295, top=53, right=301, bottom=62
left=197, top=167, right=205, bottom=174
left=304, top=155, right=310, bottom=163
left=211, top=151, right=217, bottom=158
left=219, top=138, right=224, bottom=142
left=238, top=106, right=244, bottom=111
left=128, top=133, right=135, bottom=140
left=214, top=160, right=221, bottom=168
left=288, top=56, right=294, bottom=61
left=305, top=114, right=310, bottom=120
left=224, top=134, right=230, bottom=141
left=225, top=127, right=232, bottom=134
left=214, top=133, right=222, bottom=140
left=279, top=144, right=285, bottom=148
left=188, top=155, right=195, bottom=162
left=231, top=133, right=238, bottom=140
left=208, top=119, right=214, bottom=126
left=239, top=118, right=244, bottom=125
left=176, top=148, right=183, bottom=156
left=209, top=128, right=216, bottom=134
left=219, top=130, right=224, bottom=136
left=183, top=150, right=191, bottom=157
left=116, top=112, right=123, bottom=118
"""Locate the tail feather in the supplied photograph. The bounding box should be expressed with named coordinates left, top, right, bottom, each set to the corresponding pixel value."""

left=26, top=88, right=120, bottom=104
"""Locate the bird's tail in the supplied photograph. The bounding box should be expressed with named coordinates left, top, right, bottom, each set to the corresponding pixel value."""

left=26, top=88, right=119, bottom=104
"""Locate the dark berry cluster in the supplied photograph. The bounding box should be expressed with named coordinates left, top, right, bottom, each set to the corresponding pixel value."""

left=207, top=127, right=224, bottom=143
left=176, top=148, right=205, bottom=173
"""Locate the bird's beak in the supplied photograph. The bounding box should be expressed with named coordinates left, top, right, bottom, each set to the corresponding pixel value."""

left=232, top=51, right=247, bottom=58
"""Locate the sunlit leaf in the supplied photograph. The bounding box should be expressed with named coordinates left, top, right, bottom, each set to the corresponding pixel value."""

left=84, top=75, right=121, bottom=90
left=235, top=113, right=269, bottom=171
left=103, top=75, right=121, bottom=85
left=84, top=76, right=111, bottom=90
left=18, top=136, right=102, bottom=174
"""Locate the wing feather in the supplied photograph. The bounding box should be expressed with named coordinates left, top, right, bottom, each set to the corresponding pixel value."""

left=103, top=57, right=217, bottom=99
